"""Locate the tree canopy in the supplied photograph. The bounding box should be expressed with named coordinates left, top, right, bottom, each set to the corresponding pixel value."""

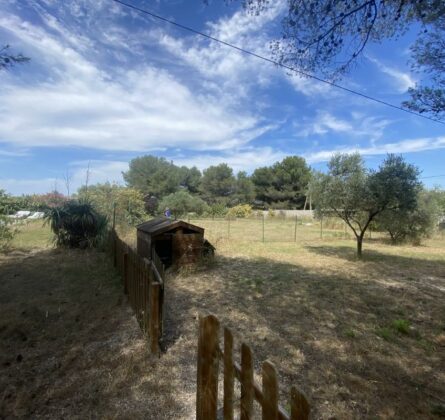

left=252, top=156, right=311, bottom=208
left=240, top=0, right=445, bottom=119
left=312, top=153, right=421, bottom=257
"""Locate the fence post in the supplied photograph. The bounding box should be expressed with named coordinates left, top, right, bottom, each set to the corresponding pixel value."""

left=224, top=328, right=234, bottom=420
left=149, top=280, right=161, bottom=354
left=344, top=220, right=347, bottom=239
left=262, top=214, right=265, bottom=243
left=290, top=386, right=310, bottom=420
left=228, top=216, right=230, bottom=239
left=196, top=315, right=220, bottom=420
left=294, top=215, right=298, bottom=242
left=240, top=343, right=254, bottom=420
left=262, top=361, right=279, bottom=420
left=320, top=215, right=323, bottom=239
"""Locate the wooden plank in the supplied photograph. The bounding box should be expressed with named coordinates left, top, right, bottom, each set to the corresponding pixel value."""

left=290, top=386, right=310, bottom=420
left=240, top=343, right=254, bottom=420
left=262, top=361, right=279, bottom=420
left=149, top=281, right=161, bottom=354
left=196, top=314, right=220, bottom=420
left=232, top=361, right=289, bottom=420
left=223, top=328, right=234, bottom=420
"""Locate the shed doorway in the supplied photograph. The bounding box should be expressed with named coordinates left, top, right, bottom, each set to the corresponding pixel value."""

left=154, top=238, right=173, bottom=267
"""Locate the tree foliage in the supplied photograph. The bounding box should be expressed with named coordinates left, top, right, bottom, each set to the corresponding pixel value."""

left=375, top=190, right=440, bottom=244
left=0, top=45, right=30, bottom=70
left=159, top=190, right=208, bottom=217
left=200, top=163, right=236, bottom=203
left=252, top=156, right=311, bottom=208
left=77, top=182, right=146, bottom=226
left=238, top=0, right=445, bottom=118
left=312, top=153, right=421, bottom=257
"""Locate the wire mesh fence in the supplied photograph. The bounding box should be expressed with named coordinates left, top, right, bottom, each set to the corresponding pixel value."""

left=186, top=215, right=368, bottom=244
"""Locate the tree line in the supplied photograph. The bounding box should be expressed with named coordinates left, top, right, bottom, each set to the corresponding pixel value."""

left=122, top=154, right=313, bottom=211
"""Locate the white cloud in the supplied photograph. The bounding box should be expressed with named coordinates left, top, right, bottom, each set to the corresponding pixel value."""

left=170, top=147, right=287, bottom=174
left=296, top=111, right=393, bottom=141
left=368, top=56, right=415, bottom=93
left=1, top=159, right=128, bottom=195
left=0, top=9, right=274, bottom=152
left=305, top=136, right=445, bottom=163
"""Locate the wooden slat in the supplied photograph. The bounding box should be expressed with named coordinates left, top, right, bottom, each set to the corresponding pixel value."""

left=262, top=361, right=279, bottom=420
left=196, top=315, right=220, bottom=420
left=240, top=343, right=254, bottom=420
left=149, top=281, right=161, bottom=354
left=223, top=328, right=234, bottom=420
left=290, top=386, right=310, bottom=420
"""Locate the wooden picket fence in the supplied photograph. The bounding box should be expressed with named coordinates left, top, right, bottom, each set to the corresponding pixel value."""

left=111, top=229, right=164, bottom=353
left=197, top=315, right=310, bottom=420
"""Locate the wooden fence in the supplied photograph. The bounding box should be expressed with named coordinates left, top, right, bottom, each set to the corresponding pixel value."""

left=197, top=315, right=310, bottom=420
left=112, top=229, right=164, bottom=353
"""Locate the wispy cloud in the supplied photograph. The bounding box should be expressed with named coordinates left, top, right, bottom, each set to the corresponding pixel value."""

left=305, top=136, right=445, bottom=163
left=368, top=56, right=415, bottom=93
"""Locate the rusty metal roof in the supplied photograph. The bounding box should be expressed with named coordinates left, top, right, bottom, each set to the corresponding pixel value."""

left=136, top=217, right=204, bottom=235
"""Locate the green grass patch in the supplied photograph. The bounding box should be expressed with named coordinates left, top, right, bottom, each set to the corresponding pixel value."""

left=392, top=319, right=411, bottom=335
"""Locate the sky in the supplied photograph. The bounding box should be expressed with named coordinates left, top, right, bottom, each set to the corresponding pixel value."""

left=1, top=0, right=444, bottom=196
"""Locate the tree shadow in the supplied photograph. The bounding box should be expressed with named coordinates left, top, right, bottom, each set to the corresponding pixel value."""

left=163, top=251, right=445, bottom=419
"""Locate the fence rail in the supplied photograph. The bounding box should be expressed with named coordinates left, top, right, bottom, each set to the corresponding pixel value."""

left=112, top=229, right=164, bottom=353
left=197, top=314, right=310, bottom=420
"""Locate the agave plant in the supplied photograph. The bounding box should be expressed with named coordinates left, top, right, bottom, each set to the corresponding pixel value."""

left=44, top=200, right=108, bottom=248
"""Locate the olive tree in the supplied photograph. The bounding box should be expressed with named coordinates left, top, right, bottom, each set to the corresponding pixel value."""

left=312, top=153, right=421, bottom=258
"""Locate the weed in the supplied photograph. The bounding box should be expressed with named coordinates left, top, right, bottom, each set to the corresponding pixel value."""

left=345, top=329, right=356, bottom=338
left=392, top=319, right=410, bottom=335
left=376, top=327, right=393, bottom=341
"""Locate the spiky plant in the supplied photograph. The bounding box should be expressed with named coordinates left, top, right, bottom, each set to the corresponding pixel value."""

left=44, top=200, right=108, bottom=248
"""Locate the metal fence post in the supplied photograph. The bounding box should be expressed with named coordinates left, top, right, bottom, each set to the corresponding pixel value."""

left=228, top=216, right=230, bottom=239
left=320, top=215, right=323, bottom=239
left=294, top=215, right=298, bottom=242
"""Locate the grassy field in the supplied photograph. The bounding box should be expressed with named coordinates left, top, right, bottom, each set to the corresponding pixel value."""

left=1, top=221, right=445, bottom=418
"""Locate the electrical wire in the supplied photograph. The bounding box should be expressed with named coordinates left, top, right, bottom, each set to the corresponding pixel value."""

left=110, top=0, right=445, bottom=126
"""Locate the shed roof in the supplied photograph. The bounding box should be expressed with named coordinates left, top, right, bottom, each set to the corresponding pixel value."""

left=136, top=217, right=204, bottom=235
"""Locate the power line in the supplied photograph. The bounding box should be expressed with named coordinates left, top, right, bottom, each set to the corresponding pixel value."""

left=110, top=0, right=445, bottom=126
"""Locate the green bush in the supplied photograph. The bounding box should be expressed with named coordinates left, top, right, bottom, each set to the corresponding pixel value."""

left=203, top=202, right=228, bottom=218
left=158, top=190, right=208, bottom=218
left=0, top=216, right=17, bottom=251
left=44, top=200, right=108, bottom=248
left=226, top=204, right=253, bottom=218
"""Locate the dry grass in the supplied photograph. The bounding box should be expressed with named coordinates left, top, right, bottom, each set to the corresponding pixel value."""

left=0, top=227, right=196, bottom=419
left=2, top=222, right=444, bottom=419
left=163, top=230, right=445, bottom=419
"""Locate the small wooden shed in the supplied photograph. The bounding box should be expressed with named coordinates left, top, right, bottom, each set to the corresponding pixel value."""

left=136, top=217, right=213, bottom=267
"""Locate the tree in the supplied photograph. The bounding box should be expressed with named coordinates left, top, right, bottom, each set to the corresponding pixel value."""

left=77, top=183, right=146, bottom=226
left=375, top=190, right=440, bottom=244
left=252, top=156, right=311, bottom=208
left=234, top=171, right=255, bottom=204
left=403, top=25, right=445, bottom=119
left=312, top=153, right=421, bottom=258
left=159, top=190, right=208, bottom=217
left=238, top=0, right=445, bottom=118
left=200, top=163, right=236, bottom=203
left=0, top=45, right=30, bottom=70
left=123, top=155, right=182, bottom=197
left=179, top=166, right=202, bottom=193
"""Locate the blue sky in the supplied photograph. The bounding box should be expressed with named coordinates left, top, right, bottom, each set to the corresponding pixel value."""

left=1, top=0, right=444, bottom=195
